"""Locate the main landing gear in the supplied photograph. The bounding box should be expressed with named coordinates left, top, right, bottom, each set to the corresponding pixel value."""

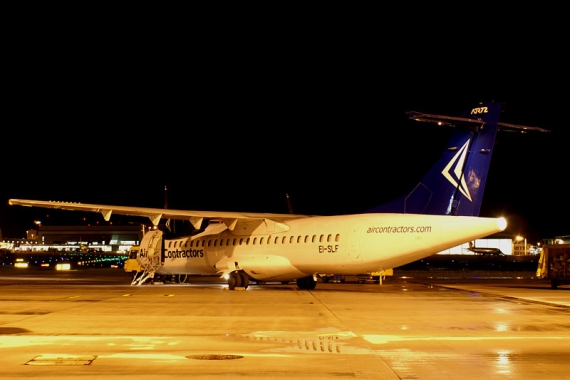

left=296, top=275, right=317, bottom=290
left=227, top=271, right=250, bottom=290
left=226, top=272, right=316, bottom=290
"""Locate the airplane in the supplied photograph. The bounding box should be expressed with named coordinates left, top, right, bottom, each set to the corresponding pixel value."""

left=8, top=102, right=549, bottom=290
left=467, top=241, right=505, bottom=256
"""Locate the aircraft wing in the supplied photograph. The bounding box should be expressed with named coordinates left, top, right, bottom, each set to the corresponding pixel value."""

left=8, top=199, right=313, bottom=231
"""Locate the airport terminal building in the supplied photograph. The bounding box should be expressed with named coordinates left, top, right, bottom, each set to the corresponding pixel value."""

left=1, top=225, right=144, bottom=252
left=30, top=225, right=144, bottom=245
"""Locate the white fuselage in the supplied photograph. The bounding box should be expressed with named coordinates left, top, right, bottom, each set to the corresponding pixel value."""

left=148, top=213, right=506, bottom=281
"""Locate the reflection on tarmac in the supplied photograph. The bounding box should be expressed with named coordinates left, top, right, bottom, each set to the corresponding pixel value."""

left=0, top=267, right=569, bottom=379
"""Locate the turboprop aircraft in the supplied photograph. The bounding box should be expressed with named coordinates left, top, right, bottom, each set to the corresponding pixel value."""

left=8, top=102, right=548, bottom=290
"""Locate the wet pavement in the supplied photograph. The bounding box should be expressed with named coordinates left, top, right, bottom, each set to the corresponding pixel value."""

left=0, top=267, right=568, bottom=379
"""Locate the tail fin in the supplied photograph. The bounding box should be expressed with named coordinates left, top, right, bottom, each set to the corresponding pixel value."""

left=368, top=103, right=503, bottom=216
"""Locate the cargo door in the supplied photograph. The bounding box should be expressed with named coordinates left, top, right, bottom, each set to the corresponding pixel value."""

left=346, top=220, right=364, bottom=262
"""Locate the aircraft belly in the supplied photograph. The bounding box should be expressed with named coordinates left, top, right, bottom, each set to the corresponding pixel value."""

left=234, top=255, right=307, bottom=281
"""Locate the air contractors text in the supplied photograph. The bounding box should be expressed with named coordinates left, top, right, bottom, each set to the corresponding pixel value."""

left=139, top=249, right=204, bottom=259
left=165, top=249, right=204, bottom=258
left=367, top=225, right=432, bottom=233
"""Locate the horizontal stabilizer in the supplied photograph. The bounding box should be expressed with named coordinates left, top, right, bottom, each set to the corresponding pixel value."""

left=407, top=110, right=550, bottom=133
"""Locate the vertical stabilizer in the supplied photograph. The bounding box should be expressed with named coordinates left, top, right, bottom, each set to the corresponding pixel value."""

left=368, top=103, right=502, bottom=216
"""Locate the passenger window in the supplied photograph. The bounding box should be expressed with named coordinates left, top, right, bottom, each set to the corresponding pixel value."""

left=274, top=237, right=278, bottom=244
left=208, top=240, right=212, bottom=247
left=335, top=234, right=340, bottom=242
left=319, top=235, right=324, bottom=243
left=312, top=235, right=316, bottom=243
left=246, top=238, right=250, bottom=245
left=253, top=237, right=257, bottom=244
left=233, top=238, right=237, bottom=245
left=304, top=235, right=308, bottom=243
left=289, top=236, right=294, bottom=243
left=327, top=234, right=332, bottom=242
left=239, top=238, right=243, bottom=245
left=260, top=237, right=264, bottom=244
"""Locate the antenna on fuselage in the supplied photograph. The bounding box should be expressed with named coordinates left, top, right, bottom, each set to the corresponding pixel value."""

left=164, top=185, right=168, bottom=209
left=286, top=193, right=294, bottom=214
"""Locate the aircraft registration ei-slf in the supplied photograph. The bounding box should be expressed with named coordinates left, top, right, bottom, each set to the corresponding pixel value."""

left=9, top=102, right=548, bottom=290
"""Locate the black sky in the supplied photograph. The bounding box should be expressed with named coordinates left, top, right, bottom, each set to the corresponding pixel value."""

left=2, top=24, right=568, bottom=245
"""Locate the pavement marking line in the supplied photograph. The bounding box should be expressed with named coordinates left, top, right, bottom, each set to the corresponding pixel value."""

left=364, top=335, right=568, bottom=344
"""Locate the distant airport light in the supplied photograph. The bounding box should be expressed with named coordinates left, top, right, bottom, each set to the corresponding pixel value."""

left=56, top=263, right=71, bottom=271
left=514, top=235, right=527, bottom=255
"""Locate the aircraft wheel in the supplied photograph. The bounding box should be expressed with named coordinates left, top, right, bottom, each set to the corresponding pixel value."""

left=305, top=277, right=317, bottom=289
left=297, top=276, right=316, bottom=290
left=239, top=271, right=249, bottom=289
left=228, top=272, right=239, bottom=290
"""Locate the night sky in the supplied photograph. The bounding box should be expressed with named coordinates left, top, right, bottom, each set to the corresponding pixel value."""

left=2, top=36, right=567, bottom=246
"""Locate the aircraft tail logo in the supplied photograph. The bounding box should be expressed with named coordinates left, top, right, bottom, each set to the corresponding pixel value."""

left=441, top=139, right=472, bottom=201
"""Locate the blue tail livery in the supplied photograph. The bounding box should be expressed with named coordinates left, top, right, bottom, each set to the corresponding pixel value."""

left=367, top=102, right=549, bottom=216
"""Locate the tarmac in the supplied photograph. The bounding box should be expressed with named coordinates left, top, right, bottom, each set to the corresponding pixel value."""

left=1, top=265, right=569, bottom=379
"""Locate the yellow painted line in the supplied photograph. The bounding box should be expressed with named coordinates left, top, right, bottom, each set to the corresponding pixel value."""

left=363, top=335, right=568, bottom=344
